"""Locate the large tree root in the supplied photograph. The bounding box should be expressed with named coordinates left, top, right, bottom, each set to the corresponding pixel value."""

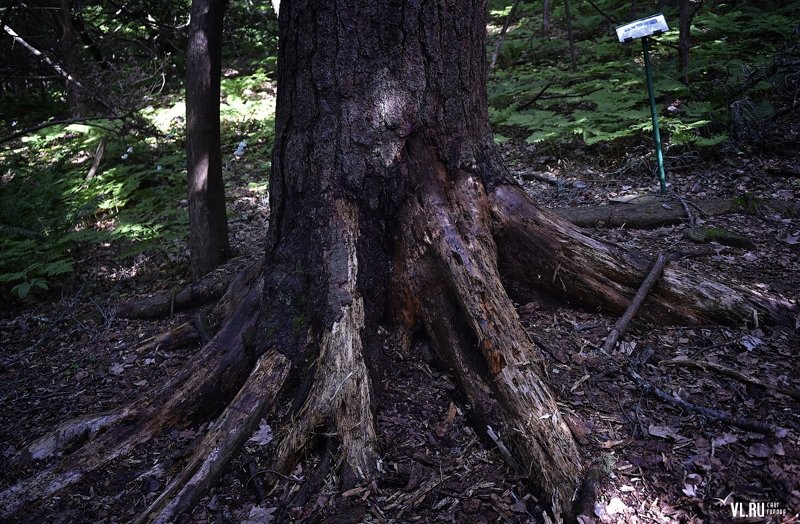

left=554, top=196, right=800, bottom=229
left=491, top=184, right=795, bottom=326
left=117, top=273, right=232, bottom=319
left=137, top=349, right=290, bottom=524
left=397, top=169, right=583, bottom=518
left=272, top=200, right=378, bottom=483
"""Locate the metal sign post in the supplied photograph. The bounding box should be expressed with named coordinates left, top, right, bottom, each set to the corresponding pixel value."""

left=616, top=14, right=669, bottom=194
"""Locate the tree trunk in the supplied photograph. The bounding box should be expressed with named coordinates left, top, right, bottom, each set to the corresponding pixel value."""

left=542, top=0, right=551, bottom=37
left=1, top=1, right=794, bottom=522
left=564, top=0, right=577, bottom=72
left=56, top=0, right=86, bottom=117
left=678, top=0, right=691, bottom=84
left=186, top=0, right=231, bottom=279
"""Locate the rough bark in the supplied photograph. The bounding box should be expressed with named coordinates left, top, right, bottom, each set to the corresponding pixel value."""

left=2, top=1, right=795, bottom=522
left=186, top=0, right=231, bottom=279
left=56, top=0, right=86, bottom=117
left=678, top=0, right=691, bottom=84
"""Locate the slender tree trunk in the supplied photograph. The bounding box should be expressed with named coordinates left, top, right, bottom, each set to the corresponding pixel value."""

left=678, top=0, right=691, bottom=84
left=542, top=0, right=551, bottom=36
left=564, top=0, right=577, bottom=72
left=186, top=0, right=231, bottom=279
left=56, top=0, right=85, bottom=116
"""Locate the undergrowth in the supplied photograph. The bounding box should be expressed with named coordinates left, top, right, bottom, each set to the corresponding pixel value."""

left=488, top=1, right=799, bottom=152
left=0, top=70, right=275, bottom=297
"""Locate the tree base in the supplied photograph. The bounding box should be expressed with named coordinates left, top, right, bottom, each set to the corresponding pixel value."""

left=2, top=173, right=794, bottom=522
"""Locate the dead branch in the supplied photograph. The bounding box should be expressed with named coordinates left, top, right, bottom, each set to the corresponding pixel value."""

left=490, top=0, right=522, bottom=70
left=554, top=197, right=800, bottom=229
left=602, top=253, right=668, bottom=353
left=0, top=115, right=125, bottom=145
left=660, top=357, right=800, bottom=401
left=627, top=358, right=779, bottom=435
left=517, top=82, right=552, bottom=110
left=513, top=169, right=562, bottom=185
left=3, top=24, right=82, bottom=88
left=85, top=136, right=108, bottom=181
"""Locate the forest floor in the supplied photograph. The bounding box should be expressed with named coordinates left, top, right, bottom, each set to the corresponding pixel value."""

left=1, top=139, right=799, bottom=523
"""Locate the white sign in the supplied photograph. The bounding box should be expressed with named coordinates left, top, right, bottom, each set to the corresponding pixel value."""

left=616, top=14, right=669, bottom=42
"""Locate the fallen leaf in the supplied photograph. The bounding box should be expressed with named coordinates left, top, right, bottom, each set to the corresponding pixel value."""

left=740, top=335, right=763, bottom=351
left=682, top=483, right=697, bottom=497
left=747, top=443, right=773, bottom=458
left=241, top=505, right=276, bottom=524
left=109, top=363, right=125, bottom=375
left=606, top=497, right=628, bottom=515
left=712, top=433, right=739, bottom=448
left=782, top=232, right=799, bottom=245
left=247, top=420, right=273, bottom=446
left=649, top=425, right=684, bottom=440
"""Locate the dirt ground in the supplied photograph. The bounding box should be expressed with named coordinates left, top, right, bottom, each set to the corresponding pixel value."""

left=1, top=140, right=798, bottom=523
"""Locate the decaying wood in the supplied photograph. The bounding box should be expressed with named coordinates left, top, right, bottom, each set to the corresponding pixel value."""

left=492, top=184, right=795, bottom=327
left=4, top=1, right=798, bottom=521
left=602, top=253, right=669, bottom=353
left=394, top=150, right=583, bottom=519
left=661, top=357, right=800, bottom=401
left=272, top=199, right=378, bottom=483
left=0, top=269, right=263, bottom=520
left=554, top=197, right=800, bottom=229
left=138, top=349, right=290, bottom=524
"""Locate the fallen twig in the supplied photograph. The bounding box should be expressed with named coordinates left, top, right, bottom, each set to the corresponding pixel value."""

left=660, top=357, right=800, bottom=401
left=517, top=82, right=553, bottom=110
left=628, top=367, right=777, bottom=435
left=602, top=253, right=669, bottom=353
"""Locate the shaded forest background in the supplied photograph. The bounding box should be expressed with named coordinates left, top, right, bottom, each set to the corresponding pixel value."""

left=1, top=0, right=798, bottom=296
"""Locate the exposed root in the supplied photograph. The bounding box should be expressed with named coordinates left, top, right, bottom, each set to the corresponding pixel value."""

left=273, top=200, right=378, bottom=482
left=13, top=408, right=133, bottom=465
left=491, top=184, right=796, bottom=326
left=0, top=275, right=264, bottom=519
left=395, top=156, right=583, bottom=519
left=137, top=349, right=290, bottom=524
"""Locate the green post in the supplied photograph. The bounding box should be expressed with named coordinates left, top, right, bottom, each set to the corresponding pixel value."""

left=641, top=36, right=667, bottom=194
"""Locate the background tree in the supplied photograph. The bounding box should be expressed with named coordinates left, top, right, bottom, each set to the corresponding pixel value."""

left=186, top=0, right=231, bottom=279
